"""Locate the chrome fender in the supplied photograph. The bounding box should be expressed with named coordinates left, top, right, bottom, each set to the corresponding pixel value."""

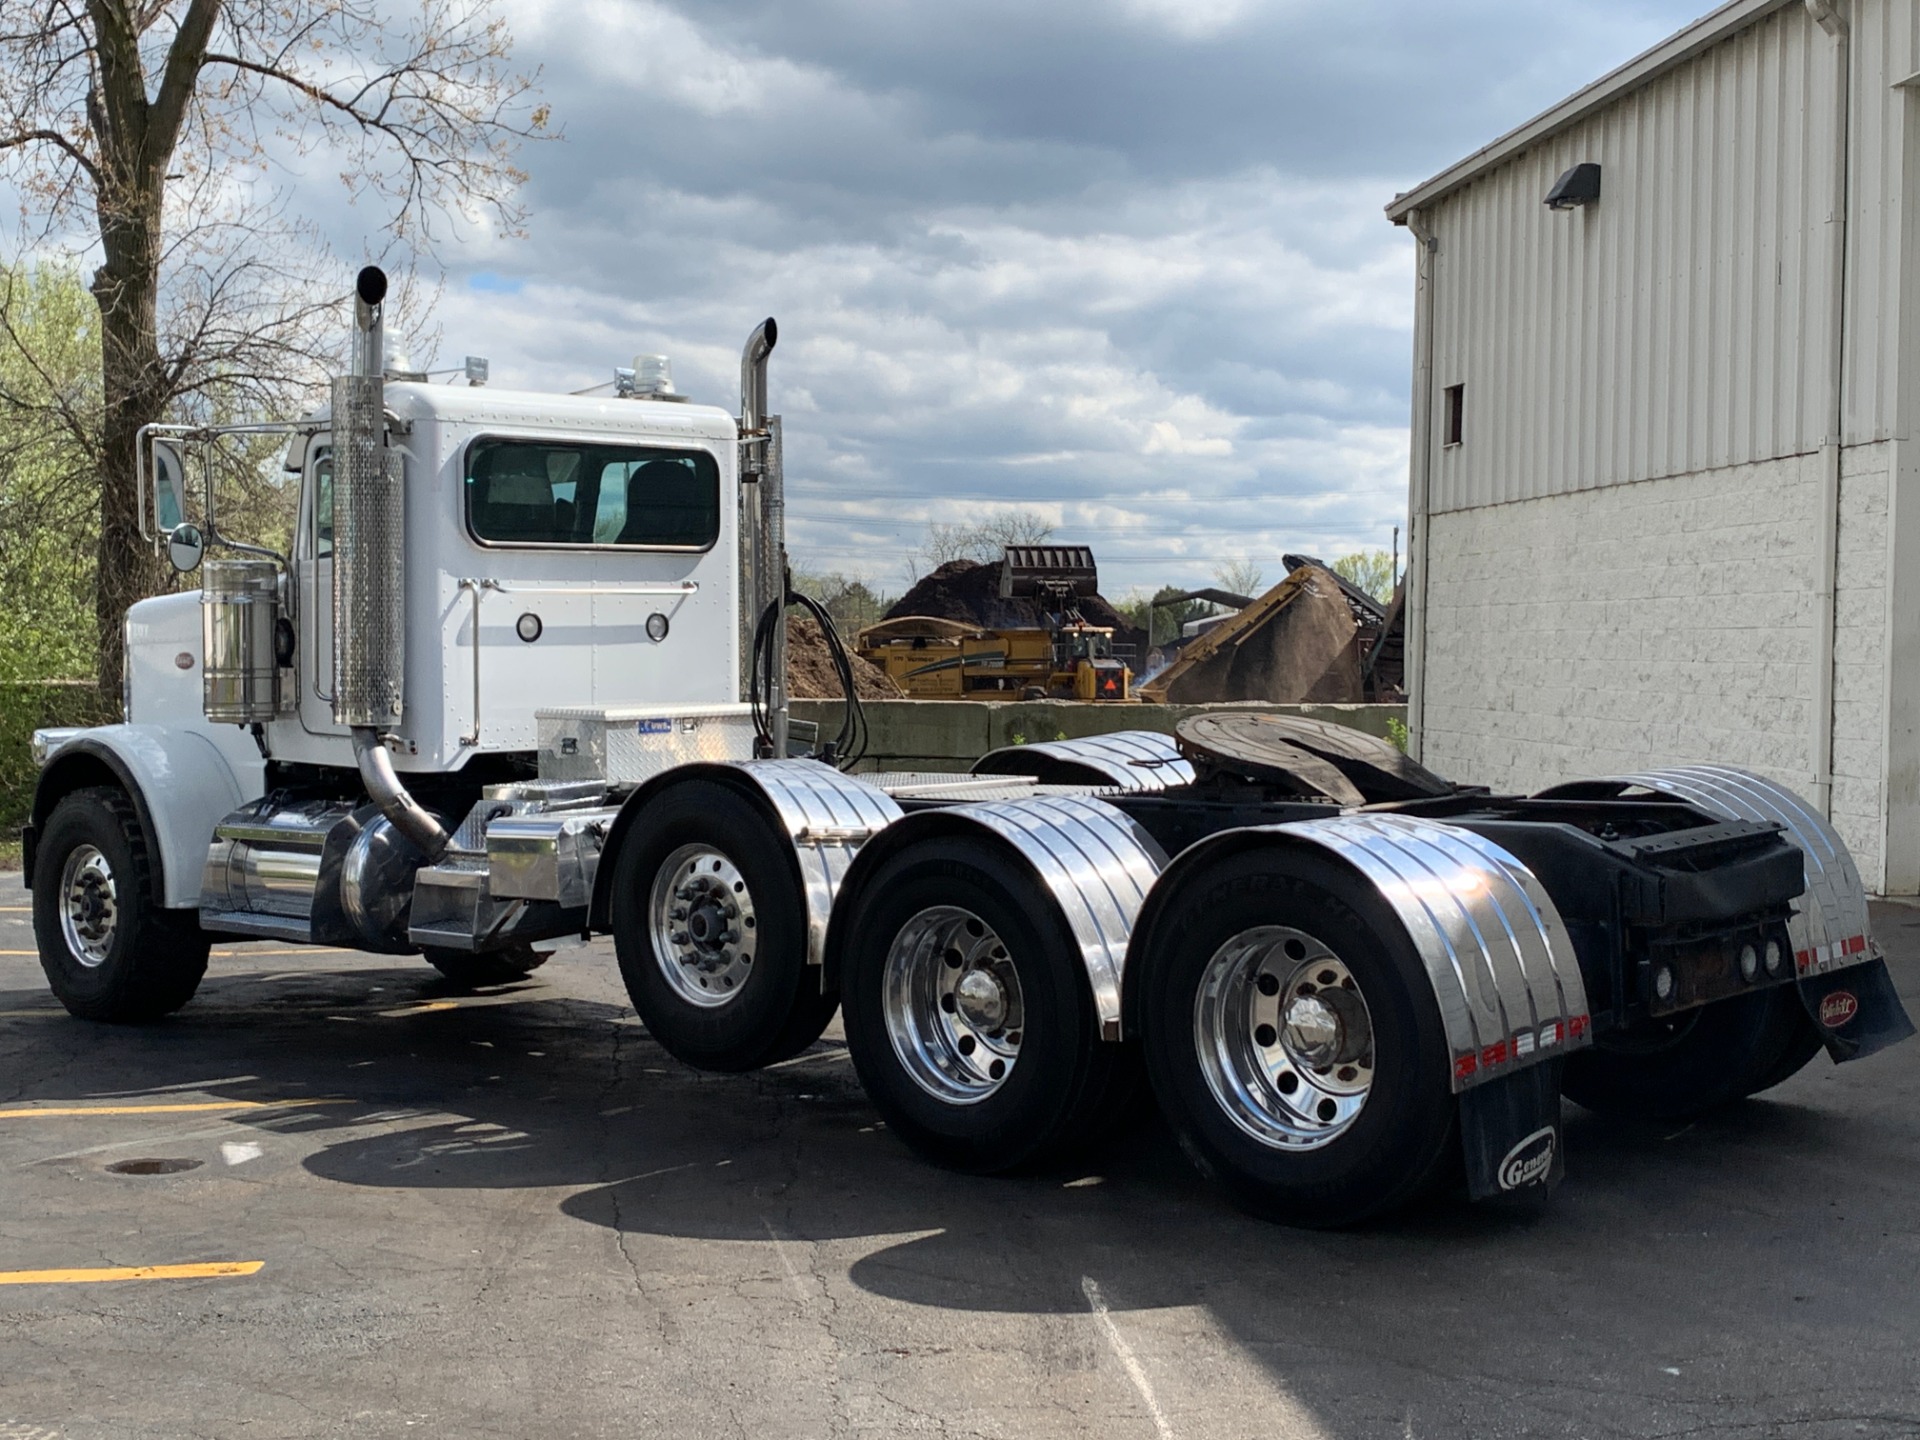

left=1123, top=813, right=1592, bottom=1091
left=591, top=759, right=902, bottom=969
left=971, top=730, right=1195, bottom=792
left=825, top=795, right=1168, bottom=1039
left=1540, top=765, right=1873, bottom=976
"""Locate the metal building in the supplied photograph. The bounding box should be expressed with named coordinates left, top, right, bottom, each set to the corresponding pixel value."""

left=1388, top=0, right=1920, bottom=893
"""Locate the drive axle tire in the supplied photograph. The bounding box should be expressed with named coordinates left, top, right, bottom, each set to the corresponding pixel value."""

left=1138, top=847, right=1458, bottom=1228
left=609, top=779, right=836, bottom=1072
left=421, top=945, right=550, bottom=988
left=838, top=838, right=1133, bottom=1174
left=1563, top=986, right=1822, bottom=1122
left=32, top=786, right=210, bottom=1023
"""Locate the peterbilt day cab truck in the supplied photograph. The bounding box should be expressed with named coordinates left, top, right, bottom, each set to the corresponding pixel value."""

left=22, top=268, right=1914, bottom=1226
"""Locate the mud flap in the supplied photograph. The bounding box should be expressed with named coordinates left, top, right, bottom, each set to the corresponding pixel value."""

left=1798, top=959, right=1915, bottom=1063
left=1459, top=1060, right=1565, bottom=1201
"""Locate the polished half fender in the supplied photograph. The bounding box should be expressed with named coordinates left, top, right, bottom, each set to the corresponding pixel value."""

left=1540, top=765, right=1873, bottom=976
left=971, top=730, right=1195, bottom=792
left=591, top=759, right=902, bottom=968
left=1538, top=764, right=1911, bottom=1064
left=826, top=795, right=1168, bottom=1039
left=1124, top=813, right=1591, bottom=1090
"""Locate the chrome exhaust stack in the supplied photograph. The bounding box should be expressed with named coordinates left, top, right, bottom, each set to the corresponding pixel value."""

left=738, top=318, right=788, bottom=755
left=333, top=265, right=448, bottom=859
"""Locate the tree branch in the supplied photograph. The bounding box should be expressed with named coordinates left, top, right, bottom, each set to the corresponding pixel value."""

left=0, top=127, right=101, bottom=184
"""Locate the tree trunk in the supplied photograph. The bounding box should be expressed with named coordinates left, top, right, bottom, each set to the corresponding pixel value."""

left=91, top=212, right=168, bottom=697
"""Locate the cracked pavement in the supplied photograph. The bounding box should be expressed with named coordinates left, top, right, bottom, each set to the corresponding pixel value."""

left=1, top=870, right=1918, bottom=1438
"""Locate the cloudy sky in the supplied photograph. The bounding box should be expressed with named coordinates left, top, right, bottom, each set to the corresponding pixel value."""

left=350, top=1, right=1715, bottom=595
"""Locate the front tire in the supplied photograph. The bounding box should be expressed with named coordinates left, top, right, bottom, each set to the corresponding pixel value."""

left=421, top=944, right=550, bottom=989
left=609, top=779, right=837, bottom=1072
left=838, top=837, right=1132, bottom=1174
left=1138, top=847, right=1458, bottom=1227
left=33, top=786, right=210, bottom=1023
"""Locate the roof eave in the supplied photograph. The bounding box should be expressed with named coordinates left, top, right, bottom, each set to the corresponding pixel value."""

left=1385, top=0, right=1798, bottom=224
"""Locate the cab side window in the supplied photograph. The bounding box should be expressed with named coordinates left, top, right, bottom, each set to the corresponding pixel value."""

left=465, top=439, right=719, bottom=549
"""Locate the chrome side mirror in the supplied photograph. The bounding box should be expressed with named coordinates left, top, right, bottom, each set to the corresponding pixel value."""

left=167, top=522, right=206, bottom=574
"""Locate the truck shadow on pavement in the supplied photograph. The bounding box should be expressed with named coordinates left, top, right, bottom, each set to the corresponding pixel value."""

left=6, top=954, right=1914, bottom=1436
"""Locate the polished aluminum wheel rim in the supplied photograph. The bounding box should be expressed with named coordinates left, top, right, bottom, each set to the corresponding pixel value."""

left=882, top=905, right=1024, bottom=1105
left=1194, top=925, right=1374, bottom=1150
left=60, top=843, right=118, bottom=969
left=649, top=844, right=757, bottom=1009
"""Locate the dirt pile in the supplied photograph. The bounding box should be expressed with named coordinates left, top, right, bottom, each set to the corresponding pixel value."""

left=885, top=559, right=1148, bottom=660
left=785, top=611, right=901, bottom=700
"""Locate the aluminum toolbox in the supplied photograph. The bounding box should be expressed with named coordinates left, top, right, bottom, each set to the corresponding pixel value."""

left=536, top=703, right=756, bottom=783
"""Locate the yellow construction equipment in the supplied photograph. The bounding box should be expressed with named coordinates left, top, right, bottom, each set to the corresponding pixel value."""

left=857, top=546, right=1132, bottom=701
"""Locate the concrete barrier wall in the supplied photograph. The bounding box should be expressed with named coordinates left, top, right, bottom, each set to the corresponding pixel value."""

left=790, top=699, right=1407, bottom=774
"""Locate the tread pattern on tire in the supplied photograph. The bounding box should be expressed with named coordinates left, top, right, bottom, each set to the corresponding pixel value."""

left=35, top=785, right=209, bottom=1023
left=839, top=841, right=1131, bottom=1175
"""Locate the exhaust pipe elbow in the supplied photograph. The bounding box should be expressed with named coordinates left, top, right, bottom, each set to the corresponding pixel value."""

left=740, top=317, right=777, bottom=434
left=352, top=727, right=449, bottom=860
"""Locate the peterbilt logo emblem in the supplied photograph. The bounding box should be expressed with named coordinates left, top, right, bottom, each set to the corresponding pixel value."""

left=1497, top=1127, right=1557, bottom=1192
left=1819, top=991, right=1859, bottom=1029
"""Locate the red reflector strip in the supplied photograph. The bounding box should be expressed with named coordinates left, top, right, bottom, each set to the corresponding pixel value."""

left=1845, top=934, right=1868, bottom=956
left=1453, top=1053, right=1478, bottom=1080
left=1567, top=1014, right=1590, bottom=1040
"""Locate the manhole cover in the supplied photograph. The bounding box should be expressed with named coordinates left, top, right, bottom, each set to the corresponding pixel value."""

left=105, top=1157, right=203, bottom=1176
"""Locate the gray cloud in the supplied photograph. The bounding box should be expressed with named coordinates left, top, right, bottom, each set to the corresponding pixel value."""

left=421, top=0, right=1703, bottom=593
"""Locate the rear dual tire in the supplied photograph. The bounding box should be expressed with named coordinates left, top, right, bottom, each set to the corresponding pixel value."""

left=1137, top=849, right=1459, bottom=1228
left=1563, top=985, right=1823, bottom=1122
left=838, top=839, right=1135, bottom=1173
left=610, top=780, right=838, bottom=1072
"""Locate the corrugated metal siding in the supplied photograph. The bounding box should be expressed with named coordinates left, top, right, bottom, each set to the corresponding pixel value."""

left=1422, top=3, right=1906, bottom=514
left=1846, top=1, right=1920, bottom=441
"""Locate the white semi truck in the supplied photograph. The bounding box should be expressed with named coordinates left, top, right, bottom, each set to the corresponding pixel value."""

left=22, top=268, right=1913, bottom=1225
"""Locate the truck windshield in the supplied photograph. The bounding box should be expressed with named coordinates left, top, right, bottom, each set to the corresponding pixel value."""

left=465, top=439, right=719, bottom=549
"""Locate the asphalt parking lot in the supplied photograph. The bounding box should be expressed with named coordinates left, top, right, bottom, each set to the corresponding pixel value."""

left=2, top=867, right=1918, bottom=1440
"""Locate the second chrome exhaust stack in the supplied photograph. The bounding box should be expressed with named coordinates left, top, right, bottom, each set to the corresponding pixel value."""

left=333, top=265, right=448, bottom=859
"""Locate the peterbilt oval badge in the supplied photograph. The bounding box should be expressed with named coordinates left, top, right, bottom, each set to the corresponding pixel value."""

left=1819, top=990, right=1859, bottom=1029
left=174, top=652, right=194, bottom=670
left=1497, top=1127, right=1557, bottom=1192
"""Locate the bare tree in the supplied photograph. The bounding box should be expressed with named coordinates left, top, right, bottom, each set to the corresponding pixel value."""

left=913, top=508, right=1057, bottom=578
left=0, top=1, right=548, bottom=689
left=1213, top=557, right=1265, bottom=600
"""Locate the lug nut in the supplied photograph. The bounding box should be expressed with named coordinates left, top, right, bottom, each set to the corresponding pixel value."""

left=671, top=931, right=689, bottom=946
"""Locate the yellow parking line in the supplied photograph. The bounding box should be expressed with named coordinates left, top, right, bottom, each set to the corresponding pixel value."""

left=0, top=951, right=36, bottom=956
left=0, top=1010, right=59, bottom=1019
left=0, top=1260, right=264, bottom=1285
left=0, top=1099, right=351, bottom=1120
left=0, top=906, right=29, bottom=912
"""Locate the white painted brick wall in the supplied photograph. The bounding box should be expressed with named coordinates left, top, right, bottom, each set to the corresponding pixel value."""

left=1421, top=445, right=1890, bottom=887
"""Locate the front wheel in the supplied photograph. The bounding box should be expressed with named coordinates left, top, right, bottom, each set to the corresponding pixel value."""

left=33, top=786, right=210, bottom=1023
left=609, top=779, right=837, bottom=1072
left=838, top=837, right=1134, bottom=1173
left=422, top=944, right=550, bottom=989
left=1138, top=847, right=1458, bottom=1227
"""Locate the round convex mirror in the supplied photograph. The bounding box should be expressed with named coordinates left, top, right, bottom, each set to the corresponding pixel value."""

left=167, top=522, right=205, bottom=574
